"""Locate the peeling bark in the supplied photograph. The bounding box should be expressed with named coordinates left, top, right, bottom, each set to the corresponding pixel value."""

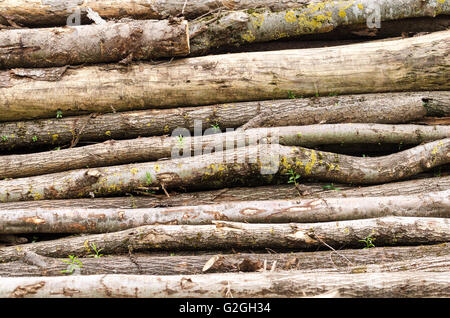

left=0, top=19, right=190, bottom=68
left=0, top=244, right=448, bottom=277
left=0, top=216, right=449, bottom=263
left=0, top=190, right=448, bottom=234
left=1, top=139, right=449, bottom=203
left=0, top=31, right=448, bottom=122
left=1, top=91, right=449, bottom=151
left=1, top=124, right=448, bottom=178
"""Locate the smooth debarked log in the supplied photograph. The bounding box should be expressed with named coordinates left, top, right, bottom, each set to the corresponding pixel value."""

left=0, top=139, right=449, bottom=203
left=0, top=19, right=190, bottom=69
left=0, top=175, right=448, bottom=210
left=1, top=91, right=449, bottom=151
left=1, top=244, right=448, bottom=276
left=0, top=31, right=448, bottom=122
left=2, top=124, right=448, bottom=178
left=188, top=0, right=450, bottom=55
left=0, top=190, right=448, bottom=233
left=1, top=271, right=449, bottom=298
left=0, top=217, right=448, bottom=263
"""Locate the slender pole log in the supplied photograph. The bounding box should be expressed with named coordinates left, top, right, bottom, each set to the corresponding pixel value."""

left=0, top=31, right=449, bottom=122
left=1, top=271, right=449, bottom=298
left=0, top=190, right=448, bottom=234
left=0, top=175, right=448, bottom=210
left=0, top=19, right=190, bottom=69
left=0, top=216, right=449, bottom=263
left=188, top=0, right=450, bottom=55
left=1, top=244, right=448, bottom=276
left=2, top=124, right=448, bottom=178
left=1, top=91, right=449, bottom=151
left=1, top=138, right=449, bottom=203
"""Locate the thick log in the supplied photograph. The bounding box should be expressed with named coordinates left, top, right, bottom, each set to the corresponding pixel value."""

left=1, top=244, right=448, bottom=277
left=189, top=0, right=450, bottom=55
left=0, top=31, right=448, bottom=122
left=0, top=190, right=448, bottom=234
left=0, top=19, right=190, bottom=69
left=0, top=138, right=449, bottom=203
left=0, top=216, right=448, bottom=263
left=2, top=91, right=449, bottom=151
left=2, top=124, right=448, bottom=178
left=0, top=271, right=449, bottom=298
left=0, top=175, right=448, bottom=210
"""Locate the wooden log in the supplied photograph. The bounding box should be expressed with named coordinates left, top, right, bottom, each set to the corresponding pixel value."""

left=0, top=175, right=448, bottom=211
left=2, top=124, right=448, bottom=178
left=188, top=0, right=450, bottom=55
left=2, top=91, right=449, bottom=151
left=0, top=19, right=190, bottom=69
left=0, top=216, right=449, bottom=263
left=0, top=190, right=448, bottom=234
left=0, top=31, right=448, bottom=122
left=1, top=243, right=448, bottom=277
left=1, top=271, right=448, bottom=298
left=1, top=138, right=449, bottom=203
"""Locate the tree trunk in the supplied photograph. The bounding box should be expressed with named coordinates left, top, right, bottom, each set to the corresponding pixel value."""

left=2, top=91, right=449, bottom=152
left=1, top=271, right=449, bottom=298
left=0, top=175, right=447, bottom=210
left=2, top=124, right=448, bottom=178
left=1, top=243, right=448, bottom=276
left=0, top=19, right=190, bottom=69
left=0, top=216, right=448, bottom=263
left=0, top=190, right=448, bottom=234
left=1, top=139, right=449, bottom=203
left=0, top=31, right=448, bottom=122
left=188, top=0, right=450, bottom=55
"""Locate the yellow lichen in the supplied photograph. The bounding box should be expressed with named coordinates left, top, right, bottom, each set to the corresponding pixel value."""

left=285, top=11, right=297, bottom=23
left=130, top=168, right=138, bottom=175
left=242, top=30, right=256, bottom=42
left=105, top=130, right=111, bottom=136
left=154, top=164, right=160, bottom=172
left=304, top=150, right=317, bottom=175
left=339, top=10, right=346, bottom=18
left=252, top=12, right=264, bottom=27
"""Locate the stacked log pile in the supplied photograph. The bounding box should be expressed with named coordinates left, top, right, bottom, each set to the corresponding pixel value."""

left=0, top=0, right=449, bottom=298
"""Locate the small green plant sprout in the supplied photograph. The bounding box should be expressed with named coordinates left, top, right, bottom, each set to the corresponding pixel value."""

left=322, top=183, right=341, bottom=191
left=359, top=235, right=376, bottom=249
left=287, top=169, right=301, bottom=185
left=146, top=172, right=152, bottom=185
left=31, top=236, right=39, bottom=243
left=87, top=243, right=103, bottom=258
left=54, top=146, right=61, bottom=151
left=56, top=110, right=63, bottom=119
left=288, top=91, right=296, bottom=99
left=32, top=136, right=38, bottom=142
left=176, top=134, right=185, bottom=146
left=211, top=123, right=221, bottom=131
left=60, top=255, right=83, bottom=274
left=1, top=135, right=7, bottom=142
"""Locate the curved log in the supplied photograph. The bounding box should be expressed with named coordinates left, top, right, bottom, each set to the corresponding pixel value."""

left=0, top=31, right=448, bottom=122
left=0, top=139, right=449, bottom=203
left=1, top=124, right=448, bottom=178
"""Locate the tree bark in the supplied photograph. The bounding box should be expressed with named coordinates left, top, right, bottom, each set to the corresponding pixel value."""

left=1, top=270, right=449, bottom=298
left=2, top=124, right=448, bottom=178
left=0, top=19, right=190, bottom=69
left=1, top=243, right=448, bottom=276
left=0, top=216, right=449, bottom=263
left=188, top=0, right=450, bottom=55
left=1, top=138, right=449, bottom=203
left=1, top=91, right=448, bottom=151
left=0, top=175, right=447, bottom=210
left=0, top=190, right=448, bottom=234
left=0, top=31, right=448, bottom=122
